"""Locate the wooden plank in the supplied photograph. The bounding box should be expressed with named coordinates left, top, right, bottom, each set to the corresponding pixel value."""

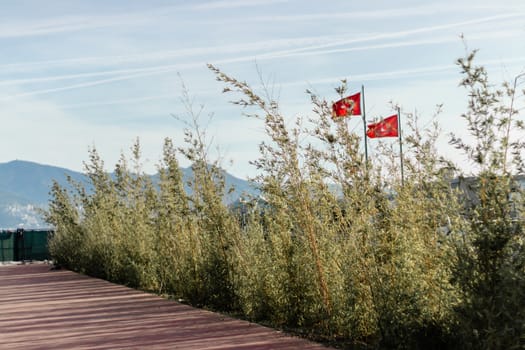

left=0, top=264, right=331, bottom=349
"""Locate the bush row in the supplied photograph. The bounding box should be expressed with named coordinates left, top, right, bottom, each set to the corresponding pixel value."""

left=45, top=52, right=525, bottom=349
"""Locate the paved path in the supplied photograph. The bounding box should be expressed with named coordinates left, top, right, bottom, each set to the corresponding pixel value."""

left=0, top=264, right=331, bottom=350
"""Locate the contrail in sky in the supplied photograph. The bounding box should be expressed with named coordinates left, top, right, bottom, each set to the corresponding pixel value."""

left=2, top=12, right=522, bottom=74
left=2, top=14, right=523, bottom=101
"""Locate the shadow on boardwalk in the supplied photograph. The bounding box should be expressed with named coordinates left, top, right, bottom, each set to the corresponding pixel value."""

left=0, top=264, right=332, bottom=350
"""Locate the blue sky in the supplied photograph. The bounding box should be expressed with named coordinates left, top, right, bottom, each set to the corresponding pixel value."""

left=1, top=0, right=525, bottom=178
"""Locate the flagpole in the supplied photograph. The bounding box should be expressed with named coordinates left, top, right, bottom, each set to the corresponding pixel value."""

left=397, top=107, right=404, bottom=186
left=361, top=85, right=369, bottom=166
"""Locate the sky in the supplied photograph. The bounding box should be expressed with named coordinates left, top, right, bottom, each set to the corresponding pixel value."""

left=1, top=0, right=525, bottom=179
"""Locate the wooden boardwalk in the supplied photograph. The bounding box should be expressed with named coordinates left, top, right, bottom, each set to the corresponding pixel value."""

left=0, top=264, right=331, bottom=349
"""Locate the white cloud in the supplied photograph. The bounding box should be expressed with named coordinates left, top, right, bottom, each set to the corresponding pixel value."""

left=3, top=11, right=521, bottom=80
left=60, top=94, right=176, bottom=109
left=0, top=67, right=183, bottom=101
left=200, top=2, right=525, bottom=23
left=254, top=13, right=525, bottom=61
left=189, top=0, right=291, bottom=10
left=0, top=36, right=335, bottom=74
left=0, top=89, right=184, bottom=174
left=0, top=12, right=152, bottom=38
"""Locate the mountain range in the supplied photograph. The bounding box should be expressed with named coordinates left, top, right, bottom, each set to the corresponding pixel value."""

left=0, top=160, right=257, bottom=229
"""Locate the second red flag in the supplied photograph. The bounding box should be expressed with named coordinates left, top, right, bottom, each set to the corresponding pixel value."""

left=367, top=114, right=398, bottom=138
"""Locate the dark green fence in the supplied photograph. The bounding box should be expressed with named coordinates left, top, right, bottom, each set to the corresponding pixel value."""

left=0, top=231, right=15, bottom=261
left=0, top=229, right=52, bottom=262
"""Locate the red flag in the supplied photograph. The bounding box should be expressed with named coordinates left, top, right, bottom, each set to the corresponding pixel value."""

left=367, top=114, right=398, bottom=138
left=332, top=92, right=361, bottom=119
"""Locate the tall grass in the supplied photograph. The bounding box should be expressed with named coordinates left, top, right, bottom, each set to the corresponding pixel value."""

left=45, top=52, right=524, bottom=349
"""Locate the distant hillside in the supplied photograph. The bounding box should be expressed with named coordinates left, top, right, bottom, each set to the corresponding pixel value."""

left=0, top=161, right=87, bottom=228
left=0, top=160, right=88, bottom=205
left=0, top=160, right=258, bottom=229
